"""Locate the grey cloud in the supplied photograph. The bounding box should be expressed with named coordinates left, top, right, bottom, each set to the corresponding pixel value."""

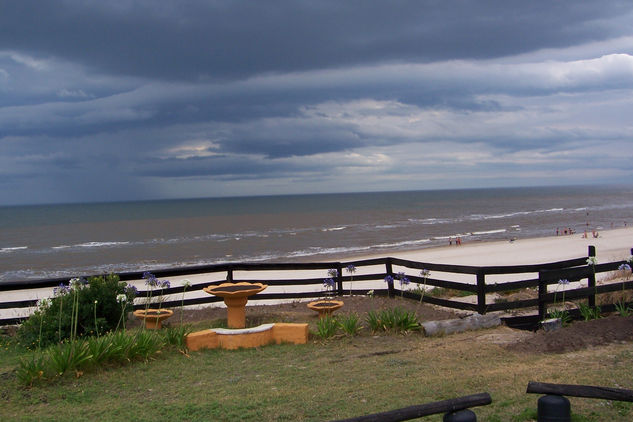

left=2, top=1, right=633, bottom=204
left=1, top=1, right=631, bottom=81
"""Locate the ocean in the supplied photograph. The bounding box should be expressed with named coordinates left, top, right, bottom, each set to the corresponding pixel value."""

left=1, top=185, right=632, bottom=282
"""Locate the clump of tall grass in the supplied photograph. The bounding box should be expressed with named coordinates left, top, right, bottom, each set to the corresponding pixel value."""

left=577, top=301, right=602, bottom=321
left=315, top=315, right=339, bottom=339
left=365, top=307, right=420, bottom=333
left=14, top=326, right=190, bottom=387
left=338, top=313, right=362, bottom=336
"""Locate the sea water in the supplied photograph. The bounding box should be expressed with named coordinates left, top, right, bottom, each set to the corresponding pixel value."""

left=1, top=185, right=632, bottom=282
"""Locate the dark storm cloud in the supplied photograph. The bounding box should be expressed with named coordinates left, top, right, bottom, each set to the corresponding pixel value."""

left=1, top=1, right=633, bottom=204
left=1, top=0, right=630, bottom=81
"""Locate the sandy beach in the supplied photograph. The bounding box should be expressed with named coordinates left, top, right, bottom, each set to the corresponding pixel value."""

left=360, top=227, right=633, bottom=266
left=3, top=227, right=632, bottom=321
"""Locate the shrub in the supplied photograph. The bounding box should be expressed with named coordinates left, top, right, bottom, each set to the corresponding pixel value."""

left=17, top=274, right=136, bottom=348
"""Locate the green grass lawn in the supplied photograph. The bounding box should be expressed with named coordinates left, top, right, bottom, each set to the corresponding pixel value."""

left=1, top=328, right=632, bottom=422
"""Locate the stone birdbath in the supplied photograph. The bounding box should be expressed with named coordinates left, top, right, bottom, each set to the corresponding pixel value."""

left=203, top=282, right=267, bottom=328
left=133, top=309, right=174, bottom=329
left=307, top=300, right=344, bottom=318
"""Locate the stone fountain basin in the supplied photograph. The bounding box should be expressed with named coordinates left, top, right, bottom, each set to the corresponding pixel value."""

left=203, top=282, right=267, bottom=298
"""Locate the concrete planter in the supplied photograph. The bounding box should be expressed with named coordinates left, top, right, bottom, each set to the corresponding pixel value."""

left=133, top=309, right=174, bottom=329
left=307, top=300, right=344, bottom=318
left=541, top=317, right=562, bottom=332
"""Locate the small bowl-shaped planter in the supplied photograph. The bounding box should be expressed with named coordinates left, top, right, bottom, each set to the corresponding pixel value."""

left=307, top=300, right=344, bottom=319
left=541, top=317, right=562, bottom=332
left=133, top=309, right=174, bottom=329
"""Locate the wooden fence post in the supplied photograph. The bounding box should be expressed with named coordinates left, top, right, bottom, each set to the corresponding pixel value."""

left=227, top=268, right=234, bottom=283
left=476, top=269, right=486, bottom=315
left=587, top=245, right=596, bottom=308
left=385, top=259, right=395, bottom=298
left=335, top=263, right=344, bottom=296
left=538, top=271, right=547, bottom=321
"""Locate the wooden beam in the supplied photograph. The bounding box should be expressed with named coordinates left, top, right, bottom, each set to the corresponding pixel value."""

left=328, top=392, right=492, bottom=422
left=527, top=381, right=633, bottom=402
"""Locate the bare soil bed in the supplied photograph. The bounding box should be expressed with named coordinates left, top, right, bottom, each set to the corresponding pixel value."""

left=506, top=314, right=633, bottom=354
left=151, top=295, right=458, bottom=328
left=141, top=295, right=633, bottom=355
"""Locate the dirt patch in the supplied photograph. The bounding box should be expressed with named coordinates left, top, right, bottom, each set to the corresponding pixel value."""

left=137, top=295, right=459, bottom=330
left=506, top=315, right=633, bottom=354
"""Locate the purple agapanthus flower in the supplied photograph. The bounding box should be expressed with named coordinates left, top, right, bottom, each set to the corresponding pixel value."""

left=558, top=279, right=570, bottom=285
left=346, top=264, right=356, bottom=274
left=125, top=284, right=139, bottom=296
left=327, top=268, right=338, bottom=278
left=397, top=272, right=410, bottom=286
left=384, top=275, right=394, bottom=284
left=160, top=280, right=171, bottom=289
left=619, top=263, right=632, bottom=272
left=323, top=278, right=335, bottom=289
left=143, top=272, right=159, bottom=287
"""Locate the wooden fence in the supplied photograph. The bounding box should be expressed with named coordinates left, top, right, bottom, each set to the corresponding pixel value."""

left=1, top=245, right=632, bottom=328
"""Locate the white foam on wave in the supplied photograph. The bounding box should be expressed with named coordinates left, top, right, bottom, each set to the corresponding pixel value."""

left=409, top=218, right=451, bottom=225
left=287, top=245, right=372, bottom=258
left=472, top=229, right=507, bottom=235
left=322, top=226, right=347, bottom=232
left=470, top=207, right=566, bottom=221
left=374, top=238, right=431, bottom=249
left=1, top=246, right=28, bottom=253
left=75, top=241, right=130, bottom=248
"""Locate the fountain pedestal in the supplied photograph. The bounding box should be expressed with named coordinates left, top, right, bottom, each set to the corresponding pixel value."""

left=203, top=282, right=267, bottom=328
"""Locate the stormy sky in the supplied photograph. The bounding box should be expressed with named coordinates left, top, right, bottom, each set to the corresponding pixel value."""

left=1, top=0, right=633, bottom=205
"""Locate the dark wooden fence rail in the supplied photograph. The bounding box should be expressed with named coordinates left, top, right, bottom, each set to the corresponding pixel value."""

left=328, top=392, right=492, bottom=422
left=2, top=246, right=632, bottom=327
left=527, top=381, right=633, bottom=402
